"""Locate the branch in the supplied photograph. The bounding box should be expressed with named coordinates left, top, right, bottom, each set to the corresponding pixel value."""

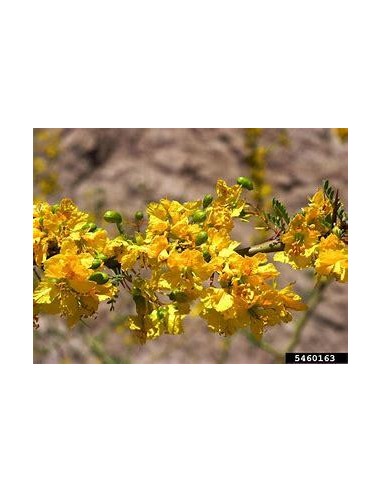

left=286, top=280, right=329, bottom=353
left=244, top=330, right=284, bottom=361
left=236, top=239, right=284, bottom=256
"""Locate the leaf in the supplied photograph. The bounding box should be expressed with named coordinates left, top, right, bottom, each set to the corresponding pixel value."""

left=272, top=198, right=290, bottom=224
left=266, top=198, right=290, bottom=230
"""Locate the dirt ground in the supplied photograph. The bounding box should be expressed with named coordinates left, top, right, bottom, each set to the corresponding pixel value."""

left=33, top=128, right=348, bottom=363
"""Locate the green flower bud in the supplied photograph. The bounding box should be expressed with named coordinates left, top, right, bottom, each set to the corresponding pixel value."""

left=96, top=253, right=108, bottom=262
left=192, top=210, right=207, bottom=223
left=90, top=259, right=102, bottom=270
left=195, top=231, right=208, bottom=246
left=88, top=222, right=98, bottom=232
left=103, top=210, right=123, bottom=224
left=51, top=204, right=59, bottom=214
left=83, top=222, right=98, bottom=232
left=88, top=272, right=109, bottom=284
left=202, top=250, right=211, bottom=262
left=237, top=176, right=254, bottom=190
left=135, top=211, right=144, bottom=221
left=202, top=194, right=213, bottom=208
left=168, top=290, right=188, bottom=302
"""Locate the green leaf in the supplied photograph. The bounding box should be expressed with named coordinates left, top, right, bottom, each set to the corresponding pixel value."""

left=272, top=198, right=290, bottom=224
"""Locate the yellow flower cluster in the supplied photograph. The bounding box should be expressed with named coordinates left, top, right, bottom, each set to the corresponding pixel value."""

left=195, top=252, right=306, bottom=339
left=33, top=199, right=117, bottom=327
left=33, top=178, right=348, bottom=341
left=274, top=189, right=348, bottom=282
left=33, top=179, right=310, bottom=341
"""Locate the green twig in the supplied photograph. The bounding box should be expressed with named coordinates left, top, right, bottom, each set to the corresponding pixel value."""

left=285, top=280, right=329, bottom=353
left=236, top=239, right=284, bottom=256
left=244, top=331, right=284, bottom=360
left=117, top=222, right=127, bottom=238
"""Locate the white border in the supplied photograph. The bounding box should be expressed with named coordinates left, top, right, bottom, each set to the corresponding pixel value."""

left=1, top=1, right=378, bottom=491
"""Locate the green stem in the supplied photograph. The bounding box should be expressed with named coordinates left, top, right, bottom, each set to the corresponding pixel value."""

left=116, top=222, right=126, bottom=237
left=285, top=280, right=329, bottom=353
left=236, top=239, right=284, bottom=256
left=244, top=331, right=284, bottom=359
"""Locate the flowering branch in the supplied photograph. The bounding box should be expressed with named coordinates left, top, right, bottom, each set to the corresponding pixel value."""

left=33, top=177, right=347, bottom=348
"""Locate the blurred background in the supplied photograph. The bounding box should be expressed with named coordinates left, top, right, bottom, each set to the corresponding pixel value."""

left=33, top=128, right=348, bottom=363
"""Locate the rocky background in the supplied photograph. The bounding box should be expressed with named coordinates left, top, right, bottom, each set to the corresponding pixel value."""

left=33, top=129, right=348, bottom=363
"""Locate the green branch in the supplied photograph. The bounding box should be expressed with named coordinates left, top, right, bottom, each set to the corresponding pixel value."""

left=285, top=280, right=329, bottom=353
left=236, top=239, right=284, bottom=256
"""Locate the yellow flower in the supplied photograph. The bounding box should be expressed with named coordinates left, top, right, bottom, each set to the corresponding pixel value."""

left=123, top=304, right=185, bottom=343
left=305, top=189, right=333, bottom=233
left=33, top=198, right=91, bottom=265
left=315, top=234, right=348, bottom=282
left=44, top=198, right=89, bottom=237
left=80, top=229, right=109, bottom=254
left=171, top=218, right=200, bottom=242
left=149, top=304, right=184, bottom=335
left=198, top=255, right=306, bottom=339
left=206, top=205, right=234, bottom=232
left=275, top=214, right=320, bottom=269
left=103, top=236, right=141, bottom=270
left=146, top=198, right=199, bottom=238
left=231, top=281, right=256, bottom=310
left=201, top=287, right=234, bottom=312
left=207, top=229, right=239, bottom=255
left=33, top=251, right=116, bottom=327
left=120, top=248, right=140, bottom=270
left=215, top=179, right=244, bottom=214
left=104, top=236, right=129, bottom=259
left=143, top=235, right=169, bottom=261
left=277, top=285, right=307, bottom=311
left=226, top=252, right=279, bottom=282
left=167, top=249, right=211, bottom=280
left=200, top=308, right=250, bottom=337
left=158, top=249, right=211, bottom=300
